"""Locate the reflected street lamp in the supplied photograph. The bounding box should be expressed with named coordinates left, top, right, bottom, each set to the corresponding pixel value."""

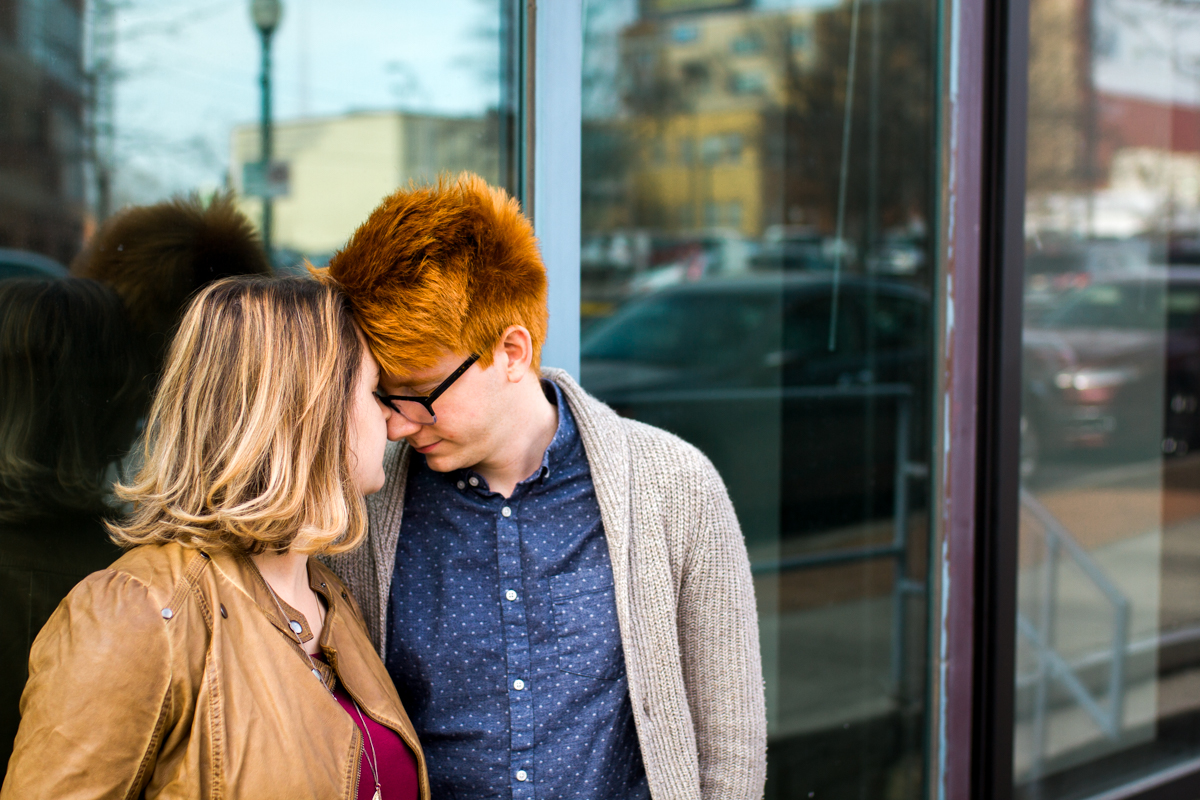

left=250, top=0, right=282, bottom=264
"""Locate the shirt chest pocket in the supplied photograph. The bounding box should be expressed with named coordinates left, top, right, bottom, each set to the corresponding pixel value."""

left=549, top=566, right=626, bottom=680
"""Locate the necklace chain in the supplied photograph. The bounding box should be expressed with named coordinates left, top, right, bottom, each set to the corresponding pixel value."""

left=259, top=566, right=383, bottom=800
left=350, top=693, right=382, bottom=796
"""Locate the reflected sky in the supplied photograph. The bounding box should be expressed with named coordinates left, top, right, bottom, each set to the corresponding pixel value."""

left=1093, top=0, right=1200, bottom=103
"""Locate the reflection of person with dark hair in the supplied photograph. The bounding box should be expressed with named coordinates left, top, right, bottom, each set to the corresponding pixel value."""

left=71, top=191, right=276, bottom=507
left=0, top=278, right=145, bottom=773
left=71, top=191, right=272, bottom=374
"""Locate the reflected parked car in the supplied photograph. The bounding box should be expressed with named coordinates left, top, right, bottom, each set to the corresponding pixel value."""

left=1022, top=269, right=1200, bottom=471
left=750, top=226, right=854, bottom=273
left=0, top=249, right=69, bottom=281
left=581, top=274, right=931, bottom=542
left=865, top=234, right=927, bottom=276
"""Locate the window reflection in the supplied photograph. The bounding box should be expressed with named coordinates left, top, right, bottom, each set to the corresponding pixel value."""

left=582, top=0, right=936, bottom=795
left=1016, top=0, right=1200, bottom=793
left=0, top=278, right=140, bottom=772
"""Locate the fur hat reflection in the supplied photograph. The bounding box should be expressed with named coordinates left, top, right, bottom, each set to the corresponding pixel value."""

left=320, top=172, right=548, bottom=375
left=71, top=192, right=271, bottom=364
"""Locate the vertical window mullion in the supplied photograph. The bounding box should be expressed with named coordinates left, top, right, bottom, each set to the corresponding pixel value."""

left=531, top=0, right=583, bottom=377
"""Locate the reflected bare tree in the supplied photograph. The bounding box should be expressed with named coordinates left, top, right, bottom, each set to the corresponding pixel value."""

left=763, top=0, right=935, bottom=246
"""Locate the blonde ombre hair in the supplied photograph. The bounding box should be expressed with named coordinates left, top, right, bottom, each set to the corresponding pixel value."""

left=108, top=276, right=368, bottom=555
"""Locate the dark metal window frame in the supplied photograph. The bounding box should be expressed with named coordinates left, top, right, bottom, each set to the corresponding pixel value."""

left=970, top=0, right=1027, bottom=790
left=967, top=0, right=1200, bottom=794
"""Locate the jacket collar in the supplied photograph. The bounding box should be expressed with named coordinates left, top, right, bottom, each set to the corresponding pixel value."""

left=207, top=546, right=423, bottom=758
left=207, top=548, right=352, bottom=653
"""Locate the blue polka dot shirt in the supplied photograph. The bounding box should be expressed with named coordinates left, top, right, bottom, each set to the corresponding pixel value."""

left=385, top=381, right=651, bottom=800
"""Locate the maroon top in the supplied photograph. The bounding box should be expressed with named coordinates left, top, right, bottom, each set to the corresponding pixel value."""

left=312, top=653, right=419, bottom=800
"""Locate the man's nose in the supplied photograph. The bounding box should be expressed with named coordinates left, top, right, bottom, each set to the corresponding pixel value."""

left=386, top=411, right=422, bottom=442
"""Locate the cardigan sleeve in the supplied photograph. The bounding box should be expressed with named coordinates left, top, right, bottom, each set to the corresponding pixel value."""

left=677, top=462, right=768, bottom=800
left=1, top=569, right=174, bottom=800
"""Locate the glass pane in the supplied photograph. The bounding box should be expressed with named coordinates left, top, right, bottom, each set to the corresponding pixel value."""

left=581, top=0, right=938, bottom=795
left=0, top=0, right=519, bottom=773
left=1014, top=0, right=1200, bottom=795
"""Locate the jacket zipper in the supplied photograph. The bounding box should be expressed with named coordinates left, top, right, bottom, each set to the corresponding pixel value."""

left=350, top=727, right=362, bottom=799
left=330, top=651, right=428, bottom=800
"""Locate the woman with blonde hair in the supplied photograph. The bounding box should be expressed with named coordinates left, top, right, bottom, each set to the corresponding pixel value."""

left=2, top=276, right=427, bottom=800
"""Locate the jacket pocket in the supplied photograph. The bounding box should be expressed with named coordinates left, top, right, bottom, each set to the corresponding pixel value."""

left=549, top=566, right=625, bottom=680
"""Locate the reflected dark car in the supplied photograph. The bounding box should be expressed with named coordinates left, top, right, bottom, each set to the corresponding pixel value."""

left=749, top=227, right=850, bottom=272
left=580, top=274, right=931, bottom=542
left=0, top=248, right=69, bottom=281
left=865, top=235, right=927, bottom=276
left=1022, top=269, right=1200, bottom=470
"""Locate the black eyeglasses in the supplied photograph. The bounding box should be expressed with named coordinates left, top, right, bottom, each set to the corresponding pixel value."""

left=374, top=353, right=480, bottom=425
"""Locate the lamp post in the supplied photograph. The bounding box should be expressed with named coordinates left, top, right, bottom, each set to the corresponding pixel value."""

left=250, top=0, right=282, bottom=263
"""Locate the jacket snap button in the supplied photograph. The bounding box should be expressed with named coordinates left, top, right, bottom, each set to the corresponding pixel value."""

left=341, top=591, right=348, bottom=599
left=161, top=608, right=173, bottom=619
left=219, top=604, right=227, bottom=619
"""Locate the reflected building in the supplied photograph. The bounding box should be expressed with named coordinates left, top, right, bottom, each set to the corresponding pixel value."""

left=230, top=110, right=500, bottom=264
left=605, top=6, right=820, bottom=238
left=584, top=0, right=934, bottom=283
left=0, top=0, right=88, bottom=266
left=1026, top=0, right=1200, bottom=243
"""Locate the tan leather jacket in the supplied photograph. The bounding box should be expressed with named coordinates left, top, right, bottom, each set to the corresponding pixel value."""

left=1, top=542, right=429, bottom=800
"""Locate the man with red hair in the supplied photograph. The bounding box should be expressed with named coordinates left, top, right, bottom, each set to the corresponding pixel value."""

left=323, top=173, right=765, bottom=800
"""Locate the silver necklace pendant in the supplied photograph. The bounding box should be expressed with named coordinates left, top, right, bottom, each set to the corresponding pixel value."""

left=371, top=786, right=381, bottom=800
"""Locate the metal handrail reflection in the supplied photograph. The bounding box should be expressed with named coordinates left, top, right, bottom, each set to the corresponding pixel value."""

left=1017, top=488, right=1132, bottom=777
left=745, top=383, right=927, bottom=701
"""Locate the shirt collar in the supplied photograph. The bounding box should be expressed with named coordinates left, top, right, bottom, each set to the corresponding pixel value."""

left=536, top=378, right=576, bottom=484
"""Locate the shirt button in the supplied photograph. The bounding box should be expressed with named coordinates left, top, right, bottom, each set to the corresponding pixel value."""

left=501, top=506, right=512, bottom=517
left=468, top=476, right=479, bottom=487
left=456, top=480, right=465, bottom=490
left=506, top=589, right=518, bottom=601
left=513, top=679, right=525, bottom=690
left=516, top=770, right=528, bottom=782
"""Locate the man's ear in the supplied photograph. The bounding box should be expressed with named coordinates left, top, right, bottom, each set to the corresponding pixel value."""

left=496, top=325, right=534, bottom=382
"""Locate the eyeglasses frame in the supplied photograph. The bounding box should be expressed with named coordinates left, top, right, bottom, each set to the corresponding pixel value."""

left=374, top=353, right=481, bottom=425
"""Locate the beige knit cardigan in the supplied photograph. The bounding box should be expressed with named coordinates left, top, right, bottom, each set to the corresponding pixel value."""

left=325, top=368, right=767, bottom=800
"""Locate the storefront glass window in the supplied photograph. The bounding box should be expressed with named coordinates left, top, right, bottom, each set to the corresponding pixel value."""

left=1014, top=0, right=1200, bottom=795
left=580, top=0, right=938, bottom=795
left=0, top=0, right=520, bottom=774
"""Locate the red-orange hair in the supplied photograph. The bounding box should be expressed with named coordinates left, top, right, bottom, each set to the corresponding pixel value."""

left=318, top=173, right=547, bottom=375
